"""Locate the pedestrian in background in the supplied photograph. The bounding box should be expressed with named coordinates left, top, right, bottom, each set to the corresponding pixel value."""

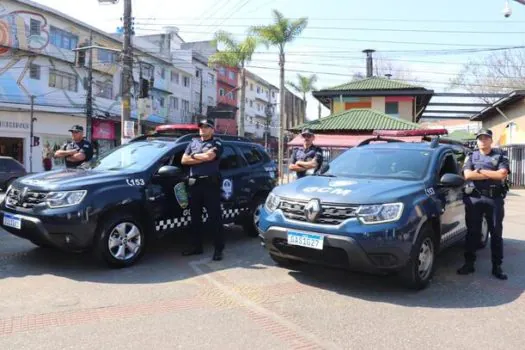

left=457, top=128, right=510, bottom=280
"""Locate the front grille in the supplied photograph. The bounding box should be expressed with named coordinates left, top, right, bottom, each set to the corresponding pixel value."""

left=6, top=187, right=48, bottom=209
left=280, top=199, right=357, bottom=225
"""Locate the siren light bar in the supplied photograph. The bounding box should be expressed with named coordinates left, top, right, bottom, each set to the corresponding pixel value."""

left=156, top=124, right=199, bottom=132
left=372, top=129, right=448, bottom=137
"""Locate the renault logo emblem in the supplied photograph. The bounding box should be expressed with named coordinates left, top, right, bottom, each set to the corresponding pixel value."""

left=304, top=199, right=321, bottom=222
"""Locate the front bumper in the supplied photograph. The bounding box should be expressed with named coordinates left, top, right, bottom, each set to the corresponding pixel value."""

left=260, top=226, right=413, bottom=273
left=0, top=209, right=98, bottom=251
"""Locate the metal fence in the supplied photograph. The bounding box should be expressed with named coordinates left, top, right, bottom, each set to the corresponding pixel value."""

left=500, top=144, right=525, bottom=188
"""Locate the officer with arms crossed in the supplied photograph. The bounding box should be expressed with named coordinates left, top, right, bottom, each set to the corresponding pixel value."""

left=181, top=118, right=225, bottom=261
left=54, top=125, right=94, bottom=168
left=457, top=128, right=510, bottom=280
left=288, top=128, right=324, bottom=179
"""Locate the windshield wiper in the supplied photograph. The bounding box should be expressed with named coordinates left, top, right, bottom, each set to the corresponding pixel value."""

left=317, top=173, right=336, bottom=177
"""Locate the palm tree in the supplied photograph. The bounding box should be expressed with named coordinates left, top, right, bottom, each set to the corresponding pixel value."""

left=250, top=10, right=308, bottom=179
left=287, top=73, right=318, bottom=124
left=208, top=31, right=258, bottom=137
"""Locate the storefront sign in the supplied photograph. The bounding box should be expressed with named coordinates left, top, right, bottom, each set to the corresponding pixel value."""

left=0, top=121, right=30, bottom=130
left=92, top=120, right=116, bottom=140
left=124, top=121, right=135, bottom=138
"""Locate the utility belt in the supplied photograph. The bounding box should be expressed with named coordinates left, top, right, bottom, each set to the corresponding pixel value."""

left=187, top=174, right=221, bottom=186
left=465, top=186, right=504, bottom=198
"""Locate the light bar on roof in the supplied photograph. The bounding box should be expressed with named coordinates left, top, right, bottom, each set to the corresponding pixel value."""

left=156, top=124, right=199, bottom=132
left=373, top=129, right=448, bottom=137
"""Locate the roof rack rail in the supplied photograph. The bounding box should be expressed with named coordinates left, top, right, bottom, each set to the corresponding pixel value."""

left=356, top=136, right=406, bottom=147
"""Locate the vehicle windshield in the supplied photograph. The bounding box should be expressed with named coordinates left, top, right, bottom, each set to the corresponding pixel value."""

left=326, top=147, right=433, bottom=180
left=82, top=141, right=171, bottom=171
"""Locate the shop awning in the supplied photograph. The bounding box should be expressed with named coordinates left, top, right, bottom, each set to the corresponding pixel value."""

left=287, top=133, right=423, bottom=148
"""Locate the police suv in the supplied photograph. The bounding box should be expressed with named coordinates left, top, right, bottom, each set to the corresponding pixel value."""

left=258, top=129, right=489, bottom=290
left=0, top=125, right=277, bottom=267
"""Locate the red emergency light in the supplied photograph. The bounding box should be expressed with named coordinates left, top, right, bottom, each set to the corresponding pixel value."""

left=372, top=129, right=448, bottom=137
left=155, top=124, right=199, bottom=133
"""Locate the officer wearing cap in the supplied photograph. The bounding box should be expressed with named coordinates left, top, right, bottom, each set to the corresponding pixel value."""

left=54, top=125, right=94, bottom=168
left=289, top=128, right=324, bottom=179
left=181, top=118, right=225, bottom=261
left=457, top=128, right=510, bottom=280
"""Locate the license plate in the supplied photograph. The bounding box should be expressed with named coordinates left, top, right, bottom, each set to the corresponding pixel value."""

left=3, top=213, right=21, bottom=230
left=287, top=231, right=324, bottom=250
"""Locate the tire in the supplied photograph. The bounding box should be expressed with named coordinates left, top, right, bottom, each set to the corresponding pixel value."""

left=478, top=215, right=489, bottom=250
left=242, top=194, right=267, bottom=237
left=269, top=253, right=301, bottom=268
left=93, top=212, right=146, bottom=268
left=399, top=225, right=437, bottom=290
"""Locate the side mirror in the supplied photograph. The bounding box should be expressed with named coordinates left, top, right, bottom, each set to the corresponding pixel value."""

left=318, top=164, right=330, bottom=174
left=156, top=165, right=183, bottom=177
left=438, top=173, right=465, bottom=187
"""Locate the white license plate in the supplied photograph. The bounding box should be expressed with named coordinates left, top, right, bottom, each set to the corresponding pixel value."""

left=3, top=213, right=21, bottom=230
left=287, top=231, right=324, bottom=250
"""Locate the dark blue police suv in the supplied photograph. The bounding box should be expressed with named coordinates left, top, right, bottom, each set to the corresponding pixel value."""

left=0, top=126, right=276, bottom=267
left=258, top=129, right=489, bottom=290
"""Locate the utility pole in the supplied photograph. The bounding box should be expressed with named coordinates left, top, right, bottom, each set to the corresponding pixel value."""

left=86, top=30, right=94, bottom=142
left=121, top=0, right=133, bottom=143
left=29, top=95, right=35, bottom=173
left=137, top=61, right=142, bottom=135
left=265, top=101, right=273, bottom=151
left=199, top=70, right=203, bottom=116
left=318, top=101, right=321, bottom=120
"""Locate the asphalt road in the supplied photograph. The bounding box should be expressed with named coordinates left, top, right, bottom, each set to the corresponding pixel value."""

left=1, top=192, right=525, bottom=349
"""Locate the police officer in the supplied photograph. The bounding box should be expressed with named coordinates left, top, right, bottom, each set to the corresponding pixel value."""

left=54, top=125, right=94, bottom=168
left=181, top=118, right=224, bottom=261
left=457, top=128, right=510, bottom=280
left=289, top=128, right=324, bottom=179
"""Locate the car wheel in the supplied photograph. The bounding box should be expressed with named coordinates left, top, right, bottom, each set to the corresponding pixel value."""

left=478, top=215, right=489, bottom=250
left=94, top=213, right=146, bottom=268
left=242, top=194, right=267, bottom=237
left=400, top=225, right=436, bottom=290
left=269, top=253, right=301, bottom=268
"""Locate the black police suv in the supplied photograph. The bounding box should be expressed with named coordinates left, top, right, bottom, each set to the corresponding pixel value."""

left=0, top=129, right=277, bottom=267
left=258, top=130, right=489, bottom=290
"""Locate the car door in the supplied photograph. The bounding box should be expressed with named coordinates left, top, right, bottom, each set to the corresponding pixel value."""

left=218, top=144, right=247, bottom=224
left=145, top=145, right=190, bottom=236
left=435, top=151, right=465, bottom=246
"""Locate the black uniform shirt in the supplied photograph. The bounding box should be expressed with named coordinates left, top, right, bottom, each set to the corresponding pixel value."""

left=62, top=139, right=94, bottom=168
left=291, top=145, right=323, bottom=178
left=184, top=137, right=223, bottom=177
left=463, top=149, right=510, bottom=191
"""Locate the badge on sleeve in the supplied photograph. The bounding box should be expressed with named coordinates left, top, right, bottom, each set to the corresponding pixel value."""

left=174, top=182, right=189, bottom=209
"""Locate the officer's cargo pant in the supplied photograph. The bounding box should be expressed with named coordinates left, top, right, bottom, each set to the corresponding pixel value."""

left=464, top=194, right=505, bottom=265
left=188, top=177, right=224, bottom=251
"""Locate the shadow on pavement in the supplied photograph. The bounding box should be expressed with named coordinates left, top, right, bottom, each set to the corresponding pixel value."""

left=284, top=238, right=525, bottom=309
left=0, top=226, right=266, bottom=284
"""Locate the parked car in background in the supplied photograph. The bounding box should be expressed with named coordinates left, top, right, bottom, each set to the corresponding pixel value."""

left=0, top=156, right=27, bottom=191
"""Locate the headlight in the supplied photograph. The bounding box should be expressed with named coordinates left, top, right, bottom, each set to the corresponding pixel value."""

left=356, top=202, right=403, bottom=224
left=46, top=190, right=87, bottom=208
left=265, top=193, right=281, bottom=213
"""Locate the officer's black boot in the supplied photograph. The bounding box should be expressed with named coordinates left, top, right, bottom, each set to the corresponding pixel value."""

left=492, top=265, right=508, bottom=280
left=212, top=248, right=223, bottom=261
left=457, top=262, right=475, bottom=275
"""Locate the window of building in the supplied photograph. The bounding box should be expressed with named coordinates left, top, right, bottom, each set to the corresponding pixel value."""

left=49, top=69, right=78, bottom=92
left=50, top=26, right=79, bottom=50
left=97, top=49, right=116, bottom=63
left=219, top=88, right=225, bottom=96
left=257, top=86, right=261, bottom=93
left=30, top=19, right=41, bottom=36
left=182, top=99, right=189, bottom=112
left=208, top=73, right=214, bottom=85
left=196, top=69, right=201, bottom=78
left=160, top=68, right=166, bottom=79
left=29, top=64, right=40, bottom=80
left=208, top=96, right=214, bottom=106
left=250, top=83, right=254, bottom=91
left=228, top=71, right=235, bottom=80
left=171, top=71, right=179, bottom=84
left=385, top=102, right=399, bottom=115
left=170, top=96, right=179, bottom=110
left=219, top=67, right=226, bottom=75
left=272, top=91, right=275, bottom=98
left=249, top=100, right=253, bottom=108
left=183, top=76, right=190, bottom=87
left=94, top=81, right=113, bottom=99
left=159, top=97, right=165, bottom=108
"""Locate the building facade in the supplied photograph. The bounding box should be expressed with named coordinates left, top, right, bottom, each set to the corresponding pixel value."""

left=0, top=0, right=189, bottom=172
left=243, top=70, right=279, bottom=140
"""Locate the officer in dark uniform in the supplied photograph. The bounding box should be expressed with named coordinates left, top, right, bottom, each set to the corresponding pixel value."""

left=181, top=118, right=224, bottom=261
left=289, top=128, right=324, bottom=179
left=457, top=128, right=510, bottom=280
left=54, top=125, right=94, bottom=168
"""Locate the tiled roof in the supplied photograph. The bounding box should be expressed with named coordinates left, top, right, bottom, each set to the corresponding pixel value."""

left=291, top=109, right=421, bottom=131
left=321, top=77, right=424, bottom=92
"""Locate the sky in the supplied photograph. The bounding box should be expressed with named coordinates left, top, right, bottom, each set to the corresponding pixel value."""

left=32, top=0, right=525, bottom=121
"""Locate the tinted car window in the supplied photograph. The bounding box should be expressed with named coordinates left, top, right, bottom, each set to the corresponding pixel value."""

left=240, top=146, right=263, bottom=166
left=220, top=145, right=242, bottom=170
left=327, top=148, right=433, bottom=180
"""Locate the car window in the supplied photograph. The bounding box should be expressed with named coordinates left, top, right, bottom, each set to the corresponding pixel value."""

left=0, top=160, right=7, bottom=172
left=240, top=145, right=263, bottom=166
left=220, top=145, right=242, bottom=170
left=439, top=153, right=459, bottom=177
left=327, top=147, right=433, bottom=180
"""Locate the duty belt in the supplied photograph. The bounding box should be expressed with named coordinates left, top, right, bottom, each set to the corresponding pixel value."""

left=475, top=187, right=503, bottom=198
